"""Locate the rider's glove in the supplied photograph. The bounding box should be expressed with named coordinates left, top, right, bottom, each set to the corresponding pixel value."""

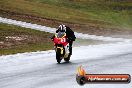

left=51, top=37, right=54, bottom=41
left=51, top=38, right=54, bottom=41
left=51, top=35, right=55, bottom=41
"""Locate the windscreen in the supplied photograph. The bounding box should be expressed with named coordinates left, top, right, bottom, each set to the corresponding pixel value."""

left=57, top=32, right=65, bottom=38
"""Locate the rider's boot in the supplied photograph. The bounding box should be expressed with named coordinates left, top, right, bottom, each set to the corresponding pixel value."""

left=69, top=46, right=72, bottom=55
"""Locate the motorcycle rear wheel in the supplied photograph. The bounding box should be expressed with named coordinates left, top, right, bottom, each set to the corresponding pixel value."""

left=64, top=54, right=71, bottom=62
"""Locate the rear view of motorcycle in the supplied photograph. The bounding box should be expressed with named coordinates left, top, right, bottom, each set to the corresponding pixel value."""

left=52, top=32, right=71, bottom=63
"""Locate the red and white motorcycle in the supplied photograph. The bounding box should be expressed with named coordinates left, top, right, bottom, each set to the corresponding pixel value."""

left=53, top=32, right=71, bottom=63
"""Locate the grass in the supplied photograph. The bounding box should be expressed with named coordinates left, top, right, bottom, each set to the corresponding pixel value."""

left=0, top=0, right=132, bottom=29
left=0, top=0, right=132, bottom=55
left=0, top=23, right=53, bottom=55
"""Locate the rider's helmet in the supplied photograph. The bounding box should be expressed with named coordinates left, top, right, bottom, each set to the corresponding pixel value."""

left=58, top=24, right=66, bottom=32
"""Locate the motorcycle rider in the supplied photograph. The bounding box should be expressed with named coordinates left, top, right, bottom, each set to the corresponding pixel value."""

left=51, top=24, right=76, bottom=55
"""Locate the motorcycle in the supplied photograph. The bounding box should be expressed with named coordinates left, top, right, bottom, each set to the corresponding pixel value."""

left=53, top=32, right=71, bottom=63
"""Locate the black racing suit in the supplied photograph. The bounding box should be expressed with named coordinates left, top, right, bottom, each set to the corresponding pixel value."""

left=52, top=26, right=76, bottom=55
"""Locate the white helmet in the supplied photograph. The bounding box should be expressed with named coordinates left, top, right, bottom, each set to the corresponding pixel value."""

left=58, top=24, right=66, bottom=32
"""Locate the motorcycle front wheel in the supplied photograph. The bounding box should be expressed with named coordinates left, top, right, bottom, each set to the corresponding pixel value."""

left=56, top=53, right=61, bottom=64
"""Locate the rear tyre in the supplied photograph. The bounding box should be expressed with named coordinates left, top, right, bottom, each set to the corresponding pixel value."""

left=64, top=54, right=71, bottom=62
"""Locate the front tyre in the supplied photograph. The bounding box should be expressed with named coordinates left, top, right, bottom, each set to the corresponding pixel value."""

left=56, top=53, right=61, bottom=64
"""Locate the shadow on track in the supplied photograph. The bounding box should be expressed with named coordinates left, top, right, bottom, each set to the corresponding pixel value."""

left=56, top=61, right=75, bottom=65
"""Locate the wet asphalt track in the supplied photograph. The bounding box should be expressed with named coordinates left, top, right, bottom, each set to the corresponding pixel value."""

left=0, top=51, right=132, bottom=88
left=0, top=17, right=132, bottom=88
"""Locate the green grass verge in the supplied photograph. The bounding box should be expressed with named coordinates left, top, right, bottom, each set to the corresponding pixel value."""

left=0, top=0, right=132, bottom=29
left=0, top=23, right=53, bottom=55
